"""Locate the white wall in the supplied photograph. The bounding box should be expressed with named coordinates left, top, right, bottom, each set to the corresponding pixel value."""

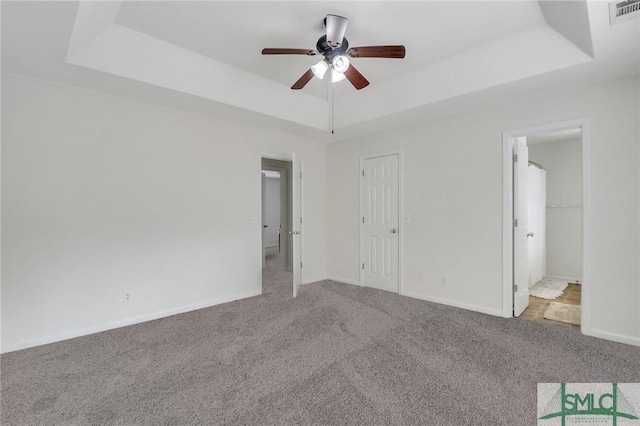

left=1, top=73, right=327, bottom=352
left=328, top=75, right=639, bottom=344
left=529, top=138, right=583, bottom=281
left=263, top=176, right=281, bottom=247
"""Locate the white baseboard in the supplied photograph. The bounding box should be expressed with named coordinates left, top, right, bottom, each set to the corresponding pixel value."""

left=1, top=289, right=262, bottom=354
left=327, top=276, right=361, bottom=286
left=545, top=275, right=582, bottom=284
left=583, top=328, right=640, bottom=347
left=400, top=291, right=504, bottom=317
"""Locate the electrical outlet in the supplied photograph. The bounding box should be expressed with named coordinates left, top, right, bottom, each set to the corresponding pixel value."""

left=440, top=276, right=447, bottom=286
left=123, top=291, right=131, bottom=302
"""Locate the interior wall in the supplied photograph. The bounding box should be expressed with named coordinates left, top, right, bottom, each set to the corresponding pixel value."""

left=528, top=138, right=583, bottom=282
left=263, top=176, right=281, bottom=247
left=1, top=73, right=328, bottom=352
left=327, top=75, right=639, bottom=344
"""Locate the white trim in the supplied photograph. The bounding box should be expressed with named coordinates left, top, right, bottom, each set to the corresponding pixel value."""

left=262, top=152, right=294, bottom=162
left=299, top=156, right=304, bottom=289
left=585, top=329, right=640, bottom=347
left=544, top=275, right=582, bottom=284
left=1, top=289, right=262, bottom=354
left=327, top=276, right=361, bottom=286
left=502, top=119, right=592, bottom=331
left=400, top=291, right=504, bottom=317
left=359, top=150, right=404, bottom=293
left=502, top=134, right=515, bottom=318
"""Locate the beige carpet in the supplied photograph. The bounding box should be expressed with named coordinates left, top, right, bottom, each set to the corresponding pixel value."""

left=544, top=301, right=581, bottom=325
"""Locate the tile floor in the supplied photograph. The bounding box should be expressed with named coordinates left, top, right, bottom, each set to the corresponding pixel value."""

left=520, top=283, right=581, bottom=330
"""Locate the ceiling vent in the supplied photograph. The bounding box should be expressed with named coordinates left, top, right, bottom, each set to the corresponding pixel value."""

left=610, top=0, right=640, bottom=25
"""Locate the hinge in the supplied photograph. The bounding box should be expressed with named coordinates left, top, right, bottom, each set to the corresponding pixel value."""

left=513, top=218, right=518, bottom=227
left=362, top=170, right=365, bottom=177
left=300, top=172, right=302, bottom=179
left=300, top=217, right=302, bottom=225
left=301, top=262, right=303, bottom=269
left=362, top=217, right=365, bottom=224
left=513, top=154, right=518, bottom=162
left=362, top=263, right=365, bottom=270
left=514, top=284, right=518, bottom=292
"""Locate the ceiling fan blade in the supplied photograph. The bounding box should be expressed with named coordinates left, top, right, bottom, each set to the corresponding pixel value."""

left=262, top=48, right=316, bottom=56
left=291, top=69, right=315, bottom=90
left=325, top=14, right=348, bottom=49
left=344, top=65, right=369, bottom=90
left=347, top=45, right=406, bottom=59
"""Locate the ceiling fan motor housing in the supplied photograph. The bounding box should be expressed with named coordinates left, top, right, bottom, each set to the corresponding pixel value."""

left=316, top=35, right=349, bottom=62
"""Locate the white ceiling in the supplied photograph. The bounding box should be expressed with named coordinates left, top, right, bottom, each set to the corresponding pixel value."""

left=2, top=1, right=639, bottom=142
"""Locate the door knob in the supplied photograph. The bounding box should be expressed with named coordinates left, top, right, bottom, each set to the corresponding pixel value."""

left=263, top=225, right=268, bottom=228
left=527, top=232, right=534, bottom=237
left=390, top=228, right=397, bottom=234
left=289, top=231, right=301, bottom=235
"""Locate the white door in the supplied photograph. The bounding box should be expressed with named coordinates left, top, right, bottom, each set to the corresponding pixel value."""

left=261, top=172, right=266, bottom=270
left=513, top=138, right=530, bottom=316
left=527, top=165, right=546, bottom=286
left=362, top=154, right=399, bottom=293
left=292, top=157, right=302, bottom=297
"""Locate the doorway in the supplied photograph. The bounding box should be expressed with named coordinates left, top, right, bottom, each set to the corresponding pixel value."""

left=261, top=156, right=303, bottom=297
left=262, top=169, right=285, bottom=270
left=360, top=152, right=401, bottom=293
left=503, top=120, right=590, bottom=333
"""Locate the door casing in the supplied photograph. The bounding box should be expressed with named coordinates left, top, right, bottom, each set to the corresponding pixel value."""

left=502, top=119, right=591, bottom=335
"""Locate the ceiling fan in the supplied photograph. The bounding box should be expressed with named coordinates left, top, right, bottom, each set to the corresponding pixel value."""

left=262, top=14, right=406, bottom=91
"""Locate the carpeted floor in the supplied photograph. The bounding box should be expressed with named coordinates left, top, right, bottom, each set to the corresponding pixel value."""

left=2, top=252, right=639, bottom=425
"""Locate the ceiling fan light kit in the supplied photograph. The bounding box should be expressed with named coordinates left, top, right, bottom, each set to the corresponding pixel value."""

left=332, top=55, right=350, bottom=73
left=331, top=69, right=346, bottom=83
left=311, top=60, right=328, bottom=79
left=262, top=14, right=406, bottom=91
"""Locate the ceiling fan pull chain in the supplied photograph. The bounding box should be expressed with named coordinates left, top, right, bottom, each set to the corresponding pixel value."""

left=331, top=81, right=335, bottom=135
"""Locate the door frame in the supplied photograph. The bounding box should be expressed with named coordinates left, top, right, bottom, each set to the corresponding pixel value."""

left=359, top=150, right=404, bottom=293
left=260, top=153, right=302, bottom=294
left=501, top=119, right=591, bottom=335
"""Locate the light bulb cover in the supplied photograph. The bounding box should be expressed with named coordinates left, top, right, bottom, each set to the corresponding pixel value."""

left=311, top=60, right=328, bottom=79
left=332, top=55, right=350, bottom=73
left=331, top=69, right=346, bottom=83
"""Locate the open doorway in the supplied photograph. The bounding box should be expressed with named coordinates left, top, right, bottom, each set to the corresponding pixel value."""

left=521, top=129, right=583, bottom=330
left=503, top=120, right=590, bottom=333
left=261, top=157, right=302, bottom=297
left=261, top=165, right=290, bottom=273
